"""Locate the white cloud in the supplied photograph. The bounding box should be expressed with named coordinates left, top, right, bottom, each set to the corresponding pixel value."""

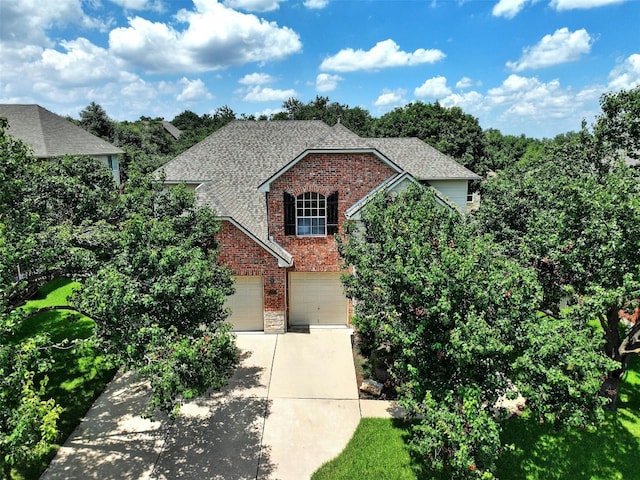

left=550, top=0, right=627, bottom=10
left=36, top=38, right=130, bottom=86
left=109, top=0, right=166, bottom=11
left=607, top=54, right=640, bottom=90
left=239, top=73, right=275, bottom=85
left=0, top=0, right=103, bottom=45
left=414, top=76, right=452, bottom=98
left=315, top=73, right=342, bottom=92
left=455, top=77, right=475, bottom=89
left=304, top=0, right=330, bottom=8
left=176, top=77, right=213, bottom=102
left=223, top=0, right=283, bottom=12
left=242, top=86, right=297, bottom=102
left=373, top=89, right=407, bottom=109
left=440, top=91, right=486, bottom=111
left=492, top=0, right=531, bottom=19
left=320, top=39, right=445, bottom=72
left=486, top=74, right=587, bottom=120
left=109, top=1, right=302, bottom=73
left=252, top=107, right=284, bottom=118
left=506, top=28, right=593, bottom=71
left=493, top=0, right=626, bottom=18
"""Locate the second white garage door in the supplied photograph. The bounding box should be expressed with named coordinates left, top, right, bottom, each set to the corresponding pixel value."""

left=289, top=272, right=348, bottom=326
left=226, top=276, right=264, bottom=331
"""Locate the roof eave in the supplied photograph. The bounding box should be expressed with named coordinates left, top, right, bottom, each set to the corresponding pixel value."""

left=219, top=216, right=293, bottom=268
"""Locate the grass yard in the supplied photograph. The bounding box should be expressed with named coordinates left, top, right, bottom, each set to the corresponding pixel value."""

left=311, top=418, right=418, bottom=480
left=312, top=357, right=640, bottom=480
left=10, top=278, right=115, bottom=480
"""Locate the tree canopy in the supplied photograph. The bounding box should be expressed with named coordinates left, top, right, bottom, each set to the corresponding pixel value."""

left=339, top=184, right=614, bottom=479
left=477, top=86, right=640, bottom=405
left=371, top=101, right=488, bottom=175
left=0, top=118, right=237, bottom=473
left=271, top=95, right=374, bottom=136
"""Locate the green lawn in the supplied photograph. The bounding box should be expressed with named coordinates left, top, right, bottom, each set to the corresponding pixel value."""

left=313, top=357, right=640, bottom=480
left=312, top=418, right=418, bottom=480
left=11, top=278, right=115, bottom=480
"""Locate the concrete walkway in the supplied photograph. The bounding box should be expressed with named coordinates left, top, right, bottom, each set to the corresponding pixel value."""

left=41, top=328, right=403, bottom=480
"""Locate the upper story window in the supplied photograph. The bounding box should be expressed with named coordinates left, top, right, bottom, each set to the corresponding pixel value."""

left=284, top=191, right=339, bottom=237
left=297, top=192, right=325, bottom=235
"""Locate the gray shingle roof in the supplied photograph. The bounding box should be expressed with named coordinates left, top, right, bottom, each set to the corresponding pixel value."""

left=157, top=120, right=480, bottom=262
left=0, top=104, right=122, bottom=158
left=162, top=121, right=182, bottom=140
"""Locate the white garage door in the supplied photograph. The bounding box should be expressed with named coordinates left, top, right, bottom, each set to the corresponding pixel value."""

left=289, top=272, right=348, bottom=326
left=226, top=276, right=264, bottom=331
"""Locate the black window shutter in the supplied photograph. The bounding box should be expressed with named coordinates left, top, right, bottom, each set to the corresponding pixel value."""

left=284, top=192, right=296, bottom=235
left=327, top=191, right=339, bottom=235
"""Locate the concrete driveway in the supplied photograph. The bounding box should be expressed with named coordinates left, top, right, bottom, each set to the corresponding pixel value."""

left=41, top=328, right=399, bottom=480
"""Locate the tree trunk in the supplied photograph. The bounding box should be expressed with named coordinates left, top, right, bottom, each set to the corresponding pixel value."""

left=599, top=307, right=640, bottom=409
left=599, top=306, right=624, bottom=409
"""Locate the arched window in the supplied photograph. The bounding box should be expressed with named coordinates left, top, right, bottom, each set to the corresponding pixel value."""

left=284, top=191, right=339, bottom=236
left=296, top=192, right=326, bottom=236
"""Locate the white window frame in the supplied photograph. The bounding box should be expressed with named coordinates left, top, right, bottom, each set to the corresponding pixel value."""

left=296, top=192, right=326, bottom=236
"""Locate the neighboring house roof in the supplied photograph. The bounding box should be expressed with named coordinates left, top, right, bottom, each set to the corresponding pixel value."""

left=0, top=104, right=123, bottom=158
left=158, top=120, right=480, bottom=264
left=162, top=120, right=182, bottom=140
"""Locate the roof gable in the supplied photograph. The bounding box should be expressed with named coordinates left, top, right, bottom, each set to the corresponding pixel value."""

left=345, top=172, right=459, bottom=220
left=156, top=119, right=479, bottom=263
left=0, top=104, right=122, bottom=158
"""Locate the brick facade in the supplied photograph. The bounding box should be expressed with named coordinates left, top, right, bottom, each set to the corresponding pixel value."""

left=216, top=152, right=396, bottom=331
left=268, top=152, right=397, bottom=272
left=215, top=221, right=286, bottom=333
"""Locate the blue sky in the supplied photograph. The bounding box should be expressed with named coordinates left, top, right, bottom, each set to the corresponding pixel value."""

left=1, top=0, right=638, bottom=138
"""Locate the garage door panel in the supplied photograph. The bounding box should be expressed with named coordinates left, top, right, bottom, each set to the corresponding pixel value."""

left=226, top=276, right=263, bottom=331
left=289, top=272, right=347, bottom=326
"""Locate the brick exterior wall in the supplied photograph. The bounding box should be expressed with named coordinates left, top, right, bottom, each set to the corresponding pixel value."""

left=216, top=152, right=396, bottom=332
left=215, top=221, right=286, bottom=333
left=268, top=152, right=397, bottom=272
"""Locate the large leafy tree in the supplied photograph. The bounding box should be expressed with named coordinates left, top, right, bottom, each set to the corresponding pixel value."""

left=371, top=101, right=487, bottom=176
left=0, top=118, right=237, bottom=471
left=171, top=106, right=236, bottom=152
left=73, top=176, right=237, bottom=415
left=483, top=128, right=542, bottom=173
left=79, top=101, right=114, bottom=140
left=339, top=184, right=613, bottom=479
left=476, top=87, right=640, bottom=406
left=272, top=96, right=374, bottom=136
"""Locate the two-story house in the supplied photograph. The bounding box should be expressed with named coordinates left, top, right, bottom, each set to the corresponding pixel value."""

left=0, top=104, right=122, bottom=184
left=159, top=120, right=480, bottom=333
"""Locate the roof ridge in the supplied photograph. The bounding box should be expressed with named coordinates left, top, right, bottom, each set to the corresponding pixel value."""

left=37, top=105, right=56, bottom=157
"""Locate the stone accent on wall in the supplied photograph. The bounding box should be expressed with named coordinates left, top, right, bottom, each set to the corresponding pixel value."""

left=264, top=310, right=286, bottom=334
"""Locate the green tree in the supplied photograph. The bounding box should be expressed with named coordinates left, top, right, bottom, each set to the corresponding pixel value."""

left=72, top=175, right=237, bottom=415
left=172, top=106, right=236, bottom=152
left=111, top=119, right=176, bottom=181
left=483, top=128, right=541, bottom=173
left=476, top=87, right=640, bottom=406
left=338, top=184, right=613, bottom=479
left=0, top=313, right=62, bottom=478
left=272, top=96, right=374, bottom=136
left=372, top=101, right=487, bottom=175
left=1, top=118, right=238, bottom=471
left=79, top=102, right=114, bottom=140
left=0, top=119, right=64, bottom=477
